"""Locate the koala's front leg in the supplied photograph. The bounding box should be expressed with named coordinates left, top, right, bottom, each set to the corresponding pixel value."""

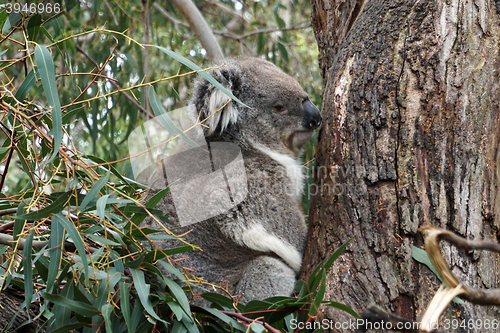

left=235, top=256, right=296, bottom=303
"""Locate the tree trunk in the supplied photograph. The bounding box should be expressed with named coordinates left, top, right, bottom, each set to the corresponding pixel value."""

left=304, top=0, right=500, bottom=330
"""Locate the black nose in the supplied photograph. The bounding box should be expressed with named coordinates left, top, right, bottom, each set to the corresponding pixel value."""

left=303, top=100, right=322, bottom=130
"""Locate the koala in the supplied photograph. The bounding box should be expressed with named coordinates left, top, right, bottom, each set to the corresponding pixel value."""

left=146, top=57, right=322, bottom=303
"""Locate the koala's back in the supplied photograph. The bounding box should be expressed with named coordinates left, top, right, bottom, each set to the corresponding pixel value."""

left=146, top=146, right=307, bottom=301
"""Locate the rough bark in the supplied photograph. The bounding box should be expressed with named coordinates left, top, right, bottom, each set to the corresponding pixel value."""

left=304, top=0, right=500, bottom=330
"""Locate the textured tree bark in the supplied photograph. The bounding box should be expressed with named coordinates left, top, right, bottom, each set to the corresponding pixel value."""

left=303, top=0, right=500, bottom=330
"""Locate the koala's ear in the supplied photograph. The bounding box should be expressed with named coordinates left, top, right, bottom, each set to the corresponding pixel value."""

left=190, top=66, right=242, bottom=135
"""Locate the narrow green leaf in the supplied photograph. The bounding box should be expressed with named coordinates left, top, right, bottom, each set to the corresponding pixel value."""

left=79, top=170, right=110, bottom=212
left=309, top=270, right=326, bottom=316
left=35, top=44, right=62, bottom=163
left=120, top=282, right=135, bottom=333
left=157, top=260, right=185, bottom=281
left=411, top=245, right=464, bottom=304
left=130, top=268, right=166, bottom=323
left=152, top=46, right=249, bottom=108
left=13, top=69, right=38, bottom=104
left=198, top=293, right=234, bottom=310
left=52, top=281, right=74, bottom=328
left=15, top=192, right=71, bottom=220
left=322, top=301, right=359, bottom=318
left=43, top=294, right=100, bottom=316
left=27, top=14, right=42, bottom=41
left=308, top=238, right=351, bottom=292
left=148, top=87, right=198, bottom=148
left=13, top=203, right=27, bottom=241
left=62, top=106, right=85, bottom=123
left=321, top=238, right=352, bottom=276
left=182, top=317, right=200, bottom=333
left=124, top=253, right=145, bottom=269
left=242, top=300, right=273, bottom=313
left=84, top=155, right=130, bottom=187
left=2, top=12, right=22, bottom=34
left=411, top=245, right=439, bottom=276
left=199, top=308, right=248, bottom=332
left=48, top=323, right=86, bottom=333
left=22, top=229, right=34, bottom=309
left=167, top=301, right=184, bottom=321
left=96, top=194, right=110, bottom=221
left=101, top=303, right=113, bottom=333
left=277, top=43, right=289, bottom=63
left=130, top=299, right=144, bottom=333
left=0, top=9, right=8, bottom=28
left=171, top=321, right=188, bottom=333
left=47, top=215, right=64, bottom=292
left=130, top=188, right=170, bottom=224
left=86, top=234, right=120, bottom=246
left=165, top=278, right=192, bottom=321
left=53, top=214, right=89, bottom=285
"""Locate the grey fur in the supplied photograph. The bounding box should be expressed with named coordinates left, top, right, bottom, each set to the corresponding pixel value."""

left=145, top=57, right=321, bottom=303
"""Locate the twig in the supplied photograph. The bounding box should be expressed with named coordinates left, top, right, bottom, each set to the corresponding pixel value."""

left=142, top=0, right=150, bottom=113
left=420, top=225, right=500, bottom=305
left=153, top=3, right=190, bottom=29
left=0, top=233, right=76, bottom=251
left=220, top=311, right=281, bottom=333
left=215, top=24, right=311, bottom=40
left=76, top=46, right=153, bottom=119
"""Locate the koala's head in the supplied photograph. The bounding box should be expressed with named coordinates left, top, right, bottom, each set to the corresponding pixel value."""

left=190, top=57, right=321, bottom=156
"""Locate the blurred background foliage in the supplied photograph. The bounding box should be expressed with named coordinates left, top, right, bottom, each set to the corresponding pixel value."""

left=0, top=0, right=333, bottom=331
left=1, top=0, right=321, bottom=214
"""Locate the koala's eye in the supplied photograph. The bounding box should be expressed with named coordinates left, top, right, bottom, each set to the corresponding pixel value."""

left=273, top=104, right=286, bottom=113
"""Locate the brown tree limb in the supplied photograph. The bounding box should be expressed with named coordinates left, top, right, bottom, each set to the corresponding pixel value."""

left=0, top=233, right=76, bottom=251
left=0, top=209, right=17, bottom=218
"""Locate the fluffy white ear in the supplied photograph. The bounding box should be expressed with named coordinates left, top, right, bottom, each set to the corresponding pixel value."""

left=205, top=89, right=238, bottom=135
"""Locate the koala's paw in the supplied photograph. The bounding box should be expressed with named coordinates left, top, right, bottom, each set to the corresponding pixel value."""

left=235, top=255, right=296, bottom=303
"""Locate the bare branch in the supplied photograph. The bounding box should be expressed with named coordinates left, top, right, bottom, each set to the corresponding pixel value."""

left=166, top=0, right=224, bottom=61
left=0, top=233, right=76, bottom=251
left=204, top=0, right=247, bottom=32
left=420, top=225, right=500, bottom=305
left=214, top=23, right=311, bottom=40
left=153, top=3, right=190, bottom=29
left=0, top=208, right=17, bottom=217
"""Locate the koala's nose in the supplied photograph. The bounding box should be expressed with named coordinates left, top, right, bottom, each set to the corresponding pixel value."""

left=303, top=100, right=322, bottom=130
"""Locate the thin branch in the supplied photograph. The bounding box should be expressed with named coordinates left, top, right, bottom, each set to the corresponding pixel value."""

left=216, top=23, right=311, bottom=40
left=142, top=0, right=150, bottom=113
left=153, top=3, right=190, bottom=29
left=221, top=311, right=281, bottom=333
left=103, top=0, right=119, bottom=26
left=76, top=46, right=153, bottom=119
left=0, top=233, right=76, bottom=251
left=167, top=0, right=224, bottom=60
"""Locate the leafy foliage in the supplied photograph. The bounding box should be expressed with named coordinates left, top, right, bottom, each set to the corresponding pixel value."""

left=0, top=1, right=345, bottom=332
